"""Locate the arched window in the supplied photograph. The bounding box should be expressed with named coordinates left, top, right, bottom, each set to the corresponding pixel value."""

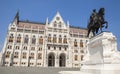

left=80, top=40, right=83, bottom=48
left=48, top=53, right=55, bottom=67
left=32, top=35, right=36, bottom=44
left=74, top=39, right=77, bottom=47
left=63, top=35, right=67, bottom=43
left=8, top=34, right=14, bottom=42
left=24, top=35, right=29, bottom=44
left=16, top=34, right=21, bottom=43
left=59, top=35, right=62, bottom=43
left=39, top=36, right=43, bottom=44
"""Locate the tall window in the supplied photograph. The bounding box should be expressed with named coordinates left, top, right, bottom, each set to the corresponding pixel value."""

left=23, top=46, right=27, bottom=50
left=80, top=40, right=83, bottom=48
left=59, top=47, right=61, bottom=50
left=30, top=53, right=34, bottom=59
left=32, top=35, right=36, bottom=44
left=38, top=53, right=42, bottom=59
left=63, top=36, right=67, bottom=43
left=54, top=22, right=57, bottom=27
left=58, top=35, right=62, bottom=43
left=39, top=36, right=43, bottom=44
left=64, top=47, right=67, bottom=51
left=8, top=34, right=14, bottom=42
left=53, top=34, right=57, bottom=43
left=22, top=52, right=27, bottom=59
left=74, top=39, right=77, bottom=47
left=48, top=46, right=50, bottom=50
left=58, top=22, right=62, bottom=28
left=81, top=55, right=84, bottom=61
left=54, top=47, right=56, bottom=50
left=14, top=52, right=19, bottom=58
left=16, top=34, right=21, bottom=43
left=24, top=35, right=29, bottom=44
left=16, top=46, right=20, bottom=50
left=48, top=34, right=51, bottom=42
left=5, top=51, right=11, bottom=58
left=74, top=55, right=78, bottom=61
left=8, top=45, right=12, bottom=49
left=38, top=47, right=42, bottom=51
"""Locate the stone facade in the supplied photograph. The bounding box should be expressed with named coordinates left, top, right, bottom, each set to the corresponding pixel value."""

left=0, top=12, right=88, bottom=68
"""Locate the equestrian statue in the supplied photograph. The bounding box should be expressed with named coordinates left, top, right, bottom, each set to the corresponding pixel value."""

left=87, top=8, right=108, bottom=37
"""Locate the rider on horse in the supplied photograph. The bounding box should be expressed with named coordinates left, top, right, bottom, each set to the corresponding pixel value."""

left=87, top=8, right=108, bottom=37
left=90, top=9, right=97, bottom=25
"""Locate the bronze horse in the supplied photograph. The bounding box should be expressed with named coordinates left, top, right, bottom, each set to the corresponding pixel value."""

left=87, top=8, right=108, bottom=37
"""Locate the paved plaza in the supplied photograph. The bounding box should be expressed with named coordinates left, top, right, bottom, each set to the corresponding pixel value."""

left=0, top=66, right=79, bottom=74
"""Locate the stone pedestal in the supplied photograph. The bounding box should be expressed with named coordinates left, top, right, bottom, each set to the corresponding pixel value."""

left=82, top=32, right=118, bottom=64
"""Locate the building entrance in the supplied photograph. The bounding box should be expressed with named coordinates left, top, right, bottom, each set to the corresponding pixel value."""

left=59, top=53, right=66, bottom=67
left=48, top=53, right=55, bottom=67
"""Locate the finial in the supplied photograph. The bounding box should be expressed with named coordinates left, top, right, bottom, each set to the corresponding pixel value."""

left=46, top=17, right=49, bottom=25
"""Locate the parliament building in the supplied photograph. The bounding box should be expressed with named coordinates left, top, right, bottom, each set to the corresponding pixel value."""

left=0, top=12, right=89, bottom=68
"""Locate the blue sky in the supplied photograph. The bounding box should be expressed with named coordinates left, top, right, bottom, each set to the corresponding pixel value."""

left=0, top=0, right=120, bottom=51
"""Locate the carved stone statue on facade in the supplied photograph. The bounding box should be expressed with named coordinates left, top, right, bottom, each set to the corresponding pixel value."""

left=87, top=8, right=108, bottom=37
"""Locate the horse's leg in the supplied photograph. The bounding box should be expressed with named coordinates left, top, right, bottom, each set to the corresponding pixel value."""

left=98, top=22, right=102, bottom=33
left=92, top=29, right=95, bottom=36
left=100, top=25, right=102, bottom=33
left=96, top=28, right=99, bottom=34
left=87, top=28, right=91, bottom=37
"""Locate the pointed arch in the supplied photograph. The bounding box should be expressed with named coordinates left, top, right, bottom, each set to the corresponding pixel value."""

left=48, top=52, right=55, bottom=67
left=59, top=53, right=66, bottom=67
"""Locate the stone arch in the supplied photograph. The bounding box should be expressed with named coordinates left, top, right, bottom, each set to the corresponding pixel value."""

left=59, top=53, right=66, bottom=67
left=48, top=52, right=55, bottom=67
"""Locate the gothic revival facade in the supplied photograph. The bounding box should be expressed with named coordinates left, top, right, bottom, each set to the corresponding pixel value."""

left=0, top=12, right=88, bottom=68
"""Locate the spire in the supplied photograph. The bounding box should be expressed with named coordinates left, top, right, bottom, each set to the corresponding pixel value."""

left=13, top=10, right=19, bottom=25
left=67, top=20, right=69, bottom=27
left=46, top=17, right=48, bottom=25
left=56, top=11, right=60, bottom=15
left=15, top=11, right=19, bottom=19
